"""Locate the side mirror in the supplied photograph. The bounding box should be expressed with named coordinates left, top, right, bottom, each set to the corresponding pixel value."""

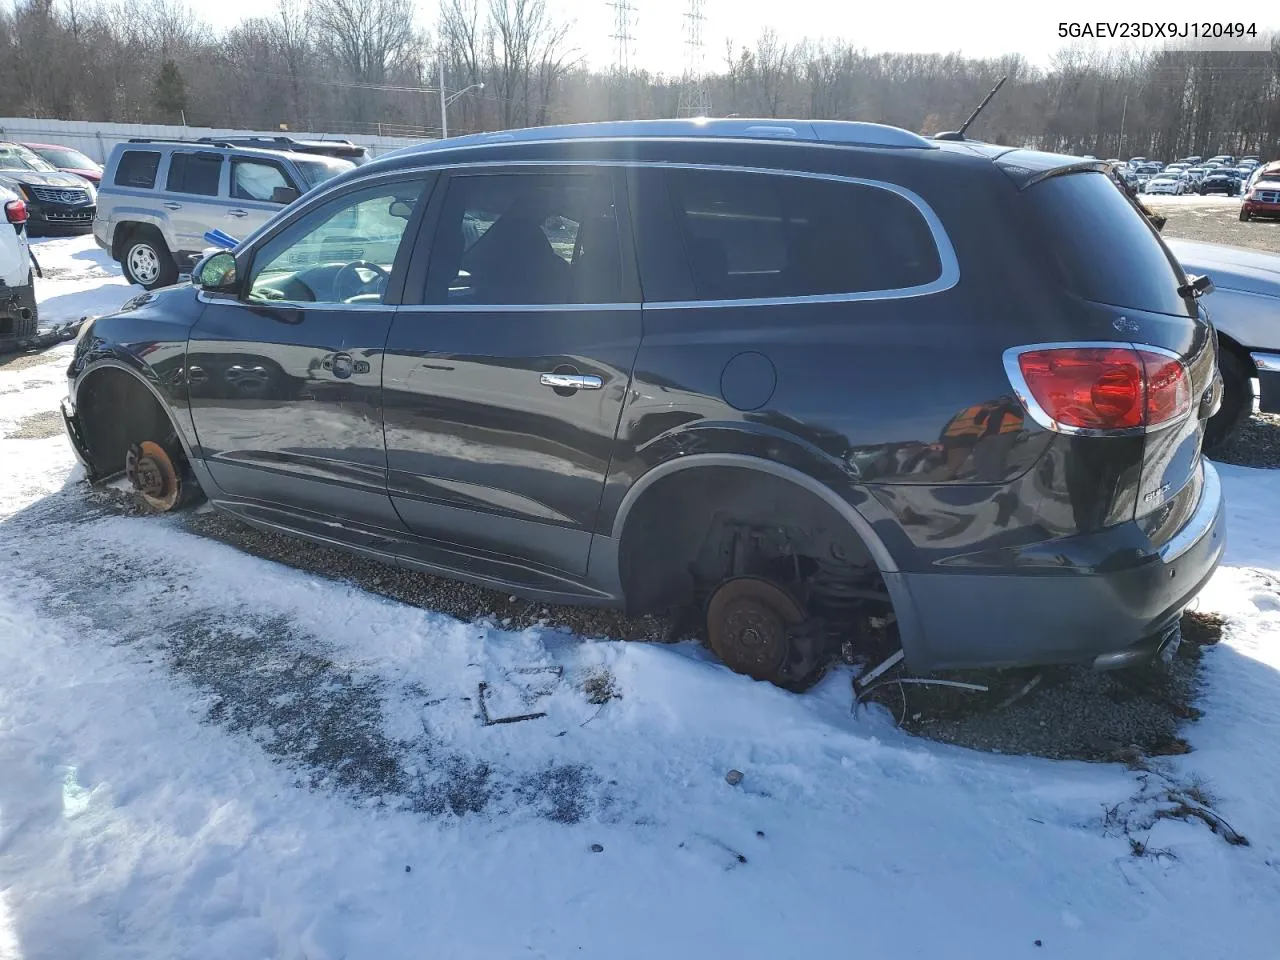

left=387, top=198, right=415, bottom=219
left=1178, top=273, right=1214, bottom=299
left=271, top=185, right=300, bottom=205
left=193, top=251, right=239, bottom=293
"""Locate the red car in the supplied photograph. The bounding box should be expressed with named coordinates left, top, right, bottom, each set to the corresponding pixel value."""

left=1240, top=162, right=1280, bottom=221
left=20, top=142, right=103, bottom=185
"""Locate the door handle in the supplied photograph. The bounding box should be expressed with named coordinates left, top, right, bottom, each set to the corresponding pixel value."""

left=162, top=201, right=181, bottom=210
left=540, top=372, right=602, bottom=391
left=228, top=209, right=248, bottom=218
left=324, top=352, right=355, bottom=379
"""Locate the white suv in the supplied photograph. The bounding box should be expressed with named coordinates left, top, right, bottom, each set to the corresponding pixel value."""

left=93, top=139, right=354, bottom=289
left=0, top=184, right=36, bottom=350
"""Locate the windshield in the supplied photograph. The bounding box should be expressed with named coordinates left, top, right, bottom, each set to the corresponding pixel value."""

left=31, top=146, right=98, bottom=169
left=0, top=143, right=57, bottom=172
left=294, top=156, right=355, bottom=189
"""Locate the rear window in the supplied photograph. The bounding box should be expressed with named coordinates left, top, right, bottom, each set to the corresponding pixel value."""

left=1023, top=172, right=1191, bottom=316
left=166, top=152, right=222, bottom=196
left=664, top=168, right=943, bottom=301
left=113, top=150, right=160, bottom=189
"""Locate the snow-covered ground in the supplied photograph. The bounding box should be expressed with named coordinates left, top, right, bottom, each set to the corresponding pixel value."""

left=2, top=236, right=1280, bottom=959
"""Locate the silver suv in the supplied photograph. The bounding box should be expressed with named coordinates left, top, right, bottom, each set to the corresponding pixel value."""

left=93, top=139, right=354, bottom=289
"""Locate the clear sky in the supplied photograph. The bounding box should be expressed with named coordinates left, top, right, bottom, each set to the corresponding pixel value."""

left=210, top=0, right=1278, bottom=76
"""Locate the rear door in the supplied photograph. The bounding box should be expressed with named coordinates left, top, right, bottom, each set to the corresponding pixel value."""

left=227, top=154, right=303, bottom=237
left=162, top=150, right=226, bottom=256
left=382, top=165, right=641, bottom=578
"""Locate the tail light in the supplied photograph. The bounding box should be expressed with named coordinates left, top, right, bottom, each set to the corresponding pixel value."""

left=1004, top=343, right=1191, bottom=434
left=4, top=199, right=27, bottom=225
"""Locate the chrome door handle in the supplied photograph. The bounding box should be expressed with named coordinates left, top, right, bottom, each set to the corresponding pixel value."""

left=540, top=372, right=602, bottom=391
left=228, top=209, right=248, bottom=218
left=162, top=201, right=181, bottom=210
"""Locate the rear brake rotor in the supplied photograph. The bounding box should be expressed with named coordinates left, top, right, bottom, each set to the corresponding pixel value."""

left=705, top=577, right=806, bottom=682
left=124, top=440, right=181, bottom=512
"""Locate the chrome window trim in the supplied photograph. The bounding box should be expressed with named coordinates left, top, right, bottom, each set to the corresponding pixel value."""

left=196, top=289, right=394, bottom=311
left=1002, top=340, right=1193, bottom=437
left=396, top=302, right=640, bottom=313
left=245, top=158, right=959, bottom=312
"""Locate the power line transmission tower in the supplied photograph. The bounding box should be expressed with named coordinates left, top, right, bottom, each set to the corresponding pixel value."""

left=677, top=0, right=710, bottom=117
left=606, top=0, right=636, bottom=118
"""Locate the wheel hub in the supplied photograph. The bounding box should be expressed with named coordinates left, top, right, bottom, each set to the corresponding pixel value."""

left=706, top=577, right=806, bottom=682
left=124, top=440, right=181, bottom=511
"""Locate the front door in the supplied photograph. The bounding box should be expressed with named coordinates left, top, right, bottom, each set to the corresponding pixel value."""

left=187, top=176, right=430, bottom=535
left=383, top=167, right=641, bottom=578
left=226, top=155, right=303, bottom=237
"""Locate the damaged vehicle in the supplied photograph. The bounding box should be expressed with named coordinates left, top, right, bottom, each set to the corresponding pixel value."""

left=1165, top=237, right=1280, bottom=449
left=63, top=119, right=1225, bottom=689
left=0, top=183, right=37, bottom=350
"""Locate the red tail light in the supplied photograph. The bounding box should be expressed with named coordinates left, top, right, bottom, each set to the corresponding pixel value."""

left=4, top=199, right=27, bottom=225
left=1005, top=344, right=1191, bottom=434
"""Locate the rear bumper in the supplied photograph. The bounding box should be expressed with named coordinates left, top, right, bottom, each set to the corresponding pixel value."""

left=1252, top=351, right=1280, bottom=414
left=892, top=460, right=1226, bottom=672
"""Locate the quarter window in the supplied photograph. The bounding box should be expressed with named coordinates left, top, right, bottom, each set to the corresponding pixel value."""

left=246, top=181, right=424, bottom=305
left=114, top=150, right=161, bottom=189
left=663, top=169, right=943, bottom=301
left=166, top=152, right=222, bottom=197
left=424, top=172, right=624, bottom=305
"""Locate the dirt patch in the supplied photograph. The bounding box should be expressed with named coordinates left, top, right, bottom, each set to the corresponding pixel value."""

left=9, top=408, right=64, bottom=439
left=888, top=610, right=1224, bottom=763
left=1208, top=412, right=1280, bottom=469
left=0, top=348, right=64, bottom=372
left=1147, top=198, right=1280, bottom=253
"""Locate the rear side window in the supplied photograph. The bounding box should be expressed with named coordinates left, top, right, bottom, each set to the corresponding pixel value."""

left=166, top=152, right=222, bottom=197
left=663, top=168, right=943, bottom=301
left=1023, top=172, right=1190, bottom=316
left=113, top=150, right=160, bottom=189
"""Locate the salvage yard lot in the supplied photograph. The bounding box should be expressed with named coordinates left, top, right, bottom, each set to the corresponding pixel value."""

left=2, top=236, right=1280, bottom=959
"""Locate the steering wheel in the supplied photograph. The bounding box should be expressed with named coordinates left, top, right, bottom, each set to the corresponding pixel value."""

left=334, top=260, right=390, bottom=302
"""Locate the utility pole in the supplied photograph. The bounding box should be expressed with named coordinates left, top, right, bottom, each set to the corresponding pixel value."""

left=438, top=49, right=448, bottom=139
left=1119, top=94, right=1128, bottom=157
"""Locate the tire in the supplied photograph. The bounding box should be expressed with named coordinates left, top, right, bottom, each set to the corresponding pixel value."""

left=1204, top=348, right=1253, bottom=455
left=1240, top=208, right=1251, bottom=222
left=120, top=229, right=178, bottom=290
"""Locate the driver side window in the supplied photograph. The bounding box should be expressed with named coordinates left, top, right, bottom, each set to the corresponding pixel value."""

left=247, top=180, right=424, bottom=305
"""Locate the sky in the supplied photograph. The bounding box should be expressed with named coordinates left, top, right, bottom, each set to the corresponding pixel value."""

left=206, top=0, right=1279, bottom=77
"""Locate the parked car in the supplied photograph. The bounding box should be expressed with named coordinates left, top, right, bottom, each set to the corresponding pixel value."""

left=61, top=119, right=1226, bottom=688
left=1186, top=166, right=1210, bottom=183
left=0, top=183, right=36, bottom=349
left=1165, top=238, right=1280, bottom=448
left=1241, top=156, right=1261, bottom=167
left=1239, top=167, right=1280, bottom=221
left=1199, top=170, right=1241, bottom=195
left=1144, top=172, right=1187, bottom=195
left=0, top=141, right=96, bottom=236
left=20, top=142, right=103, bottom=185
left=93, top=138, right=355, bottom=289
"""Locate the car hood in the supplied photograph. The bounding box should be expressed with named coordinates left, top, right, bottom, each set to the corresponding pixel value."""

left=0, top=170, right=92, bottom=188
left=1165, top=238, right=1280, bottom=299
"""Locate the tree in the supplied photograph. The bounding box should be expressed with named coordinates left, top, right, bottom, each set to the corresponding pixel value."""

left=154, top=58, right=188, bottom=120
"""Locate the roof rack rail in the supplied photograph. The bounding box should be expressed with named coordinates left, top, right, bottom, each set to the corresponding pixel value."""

left=408, top=118, right=936, bottom=154
left=126, top=136, right=233, bottom=148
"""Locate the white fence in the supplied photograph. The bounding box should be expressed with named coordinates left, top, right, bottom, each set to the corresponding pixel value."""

left=0, top=117, right=428, bottom=164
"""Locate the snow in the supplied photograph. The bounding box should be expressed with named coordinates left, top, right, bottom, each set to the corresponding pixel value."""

left=2, top=236, right=1280, bottom=959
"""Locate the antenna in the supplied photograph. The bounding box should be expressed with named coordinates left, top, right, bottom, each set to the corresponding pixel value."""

left=935, top=75, right=1008, bottom=142
left=677, top=0, right=710, bottom=118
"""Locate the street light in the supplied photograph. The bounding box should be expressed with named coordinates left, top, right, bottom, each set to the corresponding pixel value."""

left=437, top=50, right=484, bottom=139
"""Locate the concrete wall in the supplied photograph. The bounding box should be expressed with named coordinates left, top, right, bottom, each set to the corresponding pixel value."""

left=0, top=117, right=428, bottom=164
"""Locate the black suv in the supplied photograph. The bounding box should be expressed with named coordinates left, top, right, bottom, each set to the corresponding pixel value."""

left=61, top=119, right=1226, bottom=688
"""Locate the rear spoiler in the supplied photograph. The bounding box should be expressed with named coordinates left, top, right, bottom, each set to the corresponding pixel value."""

left=994, top=150, right=1109, bottom=190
